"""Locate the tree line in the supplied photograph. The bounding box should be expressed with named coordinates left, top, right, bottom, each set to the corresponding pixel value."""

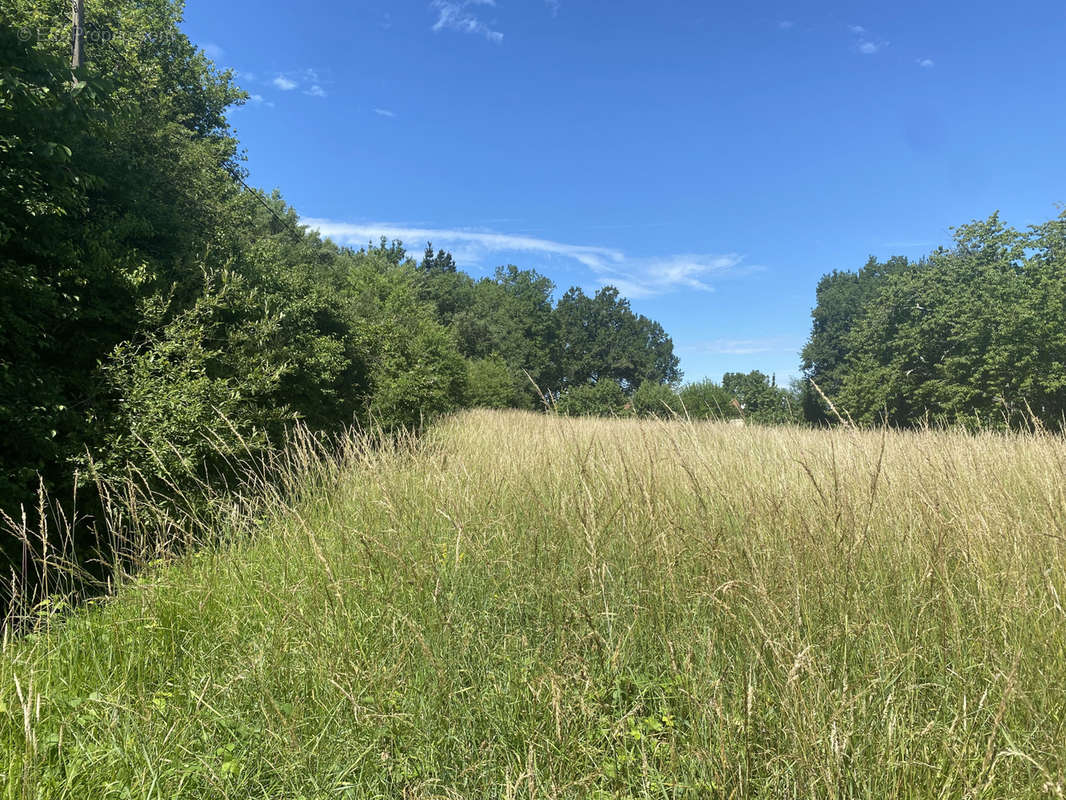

left=4, top=0, right=1064, bottom=600
left=801, top=213, right=1066, bottom=430
left=0, top=0, right=687, bottom=577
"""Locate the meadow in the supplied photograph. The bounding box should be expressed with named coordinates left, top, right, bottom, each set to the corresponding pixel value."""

left=2, top=410, right=1065, bottom=798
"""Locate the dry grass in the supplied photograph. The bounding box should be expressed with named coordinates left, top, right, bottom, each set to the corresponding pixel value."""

left=1, top=409, right=1064, bottom=798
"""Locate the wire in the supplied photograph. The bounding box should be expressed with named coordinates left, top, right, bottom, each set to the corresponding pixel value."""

left=92, top=30, right=307, bottom=243
left=231, top=177, right=306, bottom=243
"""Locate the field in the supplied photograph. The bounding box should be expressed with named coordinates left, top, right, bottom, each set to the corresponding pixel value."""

left=2, top=410, right=1065, bottom=798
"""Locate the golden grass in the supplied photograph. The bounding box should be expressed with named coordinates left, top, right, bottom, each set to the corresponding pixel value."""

left=2, top=410, right=1065, bottom=797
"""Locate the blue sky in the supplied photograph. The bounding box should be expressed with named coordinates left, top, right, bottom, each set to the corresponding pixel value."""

left=182, top=0, right=1066, bottom=384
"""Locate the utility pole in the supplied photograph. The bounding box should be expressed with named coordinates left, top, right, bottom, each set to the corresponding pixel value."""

left=71, top=0, right=85, bottom=70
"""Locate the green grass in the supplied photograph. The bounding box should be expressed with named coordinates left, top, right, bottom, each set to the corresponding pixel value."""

left=2, top=410, right=1066, bottom=798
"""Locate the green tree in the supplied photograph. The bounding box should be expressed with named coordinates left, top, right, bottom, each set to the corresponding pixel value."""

left=556, top=379, right=628, bottom=417
left=419, top=242, right=457, bottom=274
left=838, top=213, right=1066, bottom=429
left=345, top=248, right=467, bottom=430
left=465, top=356, right=521, bottom=409
left=722, top=371, right=799, bottom=424
left=554, top=286, right=680, bottom=391
left=801, top=256, right=913, bottom=422
left=452, top=266, right=558, bottom=406
left=678, top=380, right=739, bottom=420
left=631, top=380, right=680, bottom=418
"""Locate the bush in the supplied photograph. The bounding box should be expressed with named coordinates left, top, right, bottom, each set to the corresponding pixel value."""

left=92, top=271, right=289, bottom=489
left=465, top=356, right=519, bottom=409
left=722, top=371, right=801, bottom=425
left=631, top=381, right=680, bottom=418
left=556, top=379, right=628, bottom=417
left=678, top=380, right=739, bottom=420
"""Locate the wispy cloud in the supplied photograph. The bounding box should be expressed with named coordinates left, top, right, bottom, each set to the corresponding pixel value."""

left=303, top=220, right=621, bottom=269
left=917, top=57, right=935, bottom=68
left=244, top=94, right=275, bottom=109
left=687, top=336, right=799, bottom=356
left=777, top=20, right=794, bottom=30
left=202, top=42, right=224, bottom=60
left=856, top=39, right=887, bottom=54
left=431, top=0, right=504, bottom=42
left=595, top=254, right=748, bottom=299
left=848, top=23, right=887, bottom=55
left=374, top=108, right=397, bottom=118
left=302, top=219, right=753, bottom=298
left=266, top=70, right=328, bottom=97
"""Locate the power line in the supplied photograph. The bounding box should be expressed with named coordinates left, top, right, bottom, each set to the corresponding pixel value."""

left=231, top=178, right=306, bottom=243
left=91, top=27, right=307, bottom=243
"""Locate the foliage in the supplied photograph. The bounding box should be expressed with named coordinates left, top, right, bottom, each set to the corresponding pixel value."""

left=555, top=379, right=629, bottom=417
left=449, top=266, right=559, bottom=407
left=464, top=355, right=523, bottom=409
left=630, top=380, right=680, bottom=418
left=678, top=379, right=740, bottom=420
left=803, top=212, right=1066, bottom=430
left=800, top=256, right=914, bottom=424
left=554, top=286, right=681, bottom=391
left=721, top=371, right=800, bottom=424
left=349, top=251, right=468, bottom=430
left=90, top=270, right=288, bottom=487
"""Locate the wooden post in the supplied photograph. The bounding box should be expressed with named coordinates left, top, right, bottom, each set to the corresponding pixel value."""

left=72, top=0, right=85, bottom=70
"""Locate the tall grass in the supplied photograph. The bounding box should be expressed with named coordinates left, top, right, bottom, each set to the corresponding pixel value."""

left=1, top=410, right=1064, bottom=798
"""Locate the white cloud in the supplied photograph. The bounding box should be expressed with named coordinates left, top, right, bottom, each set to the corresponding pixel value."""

left=301, top=219, right=752, bottom=297
left=546, top=0, right=560, bottom=16
left=594, top=254, right=747, bottom=299
left=202, top=42, right=224, bottom=60
left=431, top=0, right=504, bottom=42
left=243, top=94, right=274, bottom=109
left=270, top=70, right=327, bottom=96
left=777, top=20, right=794, bottom=30
left=688, top=337, right=799, bottom=356
left=848, top=23, right=887, bottom=55
left=856, top=39, right=887, bottom=55
left=303, top=219, right=621, bottom=269
left=917, top=58, right=935, bottom=68
left=374, top=108, right=397, bottom=118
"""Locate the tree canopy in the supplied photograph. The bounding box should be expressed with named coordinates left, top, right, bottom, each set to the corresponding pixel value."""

left=802, top=212, right=1066, bottom=430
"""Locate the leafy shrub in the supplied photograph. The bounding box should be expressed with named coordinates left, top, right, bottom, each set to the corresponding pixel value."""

left=678, top=380, right=739, bottom=420
left=631, top=381, right=680, bottom=418
left=722, top=371, right=800, bottom=425
left=92, top=270, right=289, bottom=488
left=465, top=356, right=520, bottom=409
left=556, top=379, right=628, bottom=417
